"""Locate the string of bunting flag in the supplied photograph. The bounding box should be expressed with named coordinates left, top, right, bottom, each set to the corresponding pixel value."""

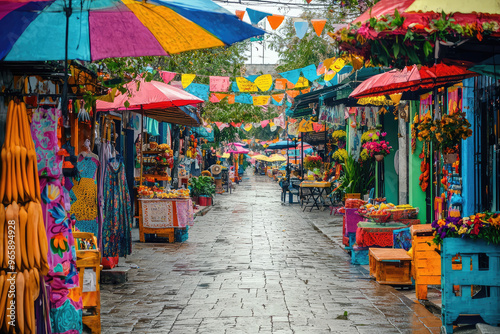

left=235, top=8, right=327, bottom=40
left=159, top=56, right=353, bottom=107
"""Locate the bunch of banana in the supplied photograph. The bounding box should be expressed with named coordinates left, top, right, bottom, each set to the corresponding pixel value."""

left=0, top=101, right=50, bottom=333
left=0, top=100, right=40, bottom=204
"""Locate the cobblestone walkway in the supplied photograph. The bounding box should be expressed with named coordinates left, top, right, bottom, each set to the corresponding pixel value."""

left=99, top=175, right=442, bottom=334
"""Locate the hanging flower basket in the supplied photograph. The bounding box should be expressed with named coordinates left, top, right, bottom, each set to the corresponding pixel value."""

left=374, top=154, right=384, bottom=162
left=443, top=153, right=458, bottom=164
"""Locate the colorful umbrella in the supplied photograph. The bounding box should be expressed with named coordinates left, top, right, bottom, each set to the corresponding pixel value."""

left=268, top=154, right=287, bottom=162
left=226, top=146, right=249, bottom=154
left=335, top=0, right=500, bottom=68
left=267, top=140, right=299, bottom=150
left=350, top=64, right=478, bottom=99
left=96, top=79, right=203, bottom=126
left=0, top=0, right=265, bottom=61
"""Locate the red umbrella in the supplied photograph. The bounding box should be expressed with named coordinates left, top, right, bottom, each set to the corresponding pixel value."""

left=350, top=64, right=478, bottom=99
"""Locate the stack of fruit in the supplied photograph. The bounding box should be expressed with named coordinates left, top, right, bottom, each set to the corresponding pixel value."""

left=137, top=186, right=190, bottom=199
left=0, top=100, right=50, bottom=333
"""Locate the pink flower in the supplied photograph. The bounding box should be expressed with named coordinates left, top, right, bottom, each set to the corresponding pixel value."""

left=376, top=131, right=380, bottom=136
left=381, top=132, right=387, bottom=136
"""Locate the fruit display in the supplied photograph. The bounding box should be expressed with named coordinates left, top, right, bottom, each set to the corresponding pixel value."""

left=137, top=185, right=190, bottom=199
left=357, top=202, right=418, bottom=222
left=0, top=100, right=50, bottom=332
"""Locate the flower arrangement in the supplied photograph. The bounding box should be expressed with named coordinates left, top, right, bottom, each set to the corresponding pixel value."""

left=332, top=149, right=348, bottom=162
left=416, top=112, right=472, bottom=153
left=303, top=155, right=323, bottom=171
left=359, top=149, right=370, bottom=161
left=361, top=129, right=380, bottom=143
left=331, top=130, right=347, bottom=146
left=361, top=131, right=392, bottom=158
left=431, top=212, right=500, bottom=245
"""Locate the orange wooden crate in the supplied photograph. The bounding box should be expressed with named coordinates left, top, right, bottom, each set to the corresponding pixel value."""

left=410, top=224, right=441, bottom=300
left=74, top=232, right=101, bottom=334
left=369, top=248, right=412, bottom=285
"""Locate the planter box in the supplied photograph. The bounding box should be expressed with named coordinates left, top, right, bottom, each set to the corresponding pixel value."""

left=199, top=196, right=212, bottom=206
left=441, top=238, right=500, bottom=333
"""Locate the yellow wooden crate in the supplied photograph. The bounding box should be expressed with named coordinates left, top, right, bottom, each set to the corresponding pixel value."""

left=410, top=224, right=441, bottom=300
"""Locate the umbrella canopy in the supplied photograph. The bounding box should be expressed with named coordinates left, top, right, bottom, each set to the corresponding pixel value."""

left=218, top=153, right=230, bottom=159
left=267, top=140, right=300, bottom=150
left=350, top=64, right=478, bottom=99
left=226, top=146, right=249, bottom=154
left=0, top=0, right=265, bottom=61
left=268, top=154, right=287, bottom=162
left=335, top=0, right=500, bottom=68
left=253, top=155, right=270, bottom=162
left=96, top=79, right=203, bottom=126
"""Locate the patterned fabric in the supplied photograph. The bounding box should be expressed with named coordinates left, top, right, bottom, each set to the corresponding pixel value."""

left=393, top=228, right=412, bottom=251
left=70, top=156, right=99, bottom=237
left=356, top=227, right=394, bottom=248
left=176, top=199, right=194, bottom=227
left=31, top=107, right=63, bottom=178
left=40, top=178, right=82, bottom=334
left=103, top=161, right=132, bottom=258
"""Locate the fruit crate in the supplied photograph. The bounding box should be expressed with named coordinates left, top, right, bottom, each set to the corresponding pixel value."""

left=441, top=238, right=500, bottom=333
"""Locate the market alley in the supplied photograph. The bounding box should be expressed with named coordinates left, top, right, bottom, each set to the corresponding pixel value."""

left=99, top=175, right=442, bottom=334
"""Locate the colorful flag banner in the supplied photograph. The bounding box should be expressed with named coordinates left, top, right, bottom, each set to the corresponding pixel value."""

left=295, top=77, right=309, bottom=88
left=286, top=90, right=300, bottom=98
left=185, top=83, right=209, bottom=101
left=246, top=8, right=271, bottom=25
left=181, top=74, right=196, bottom=88
left=260, top=120, right=270, bottom=128
left=209, top=93, right=220, bottom=103
left=159, top=71, right=176, bottom=84
left=301, top=64, right=320, bottom=82
left=253, top=122, right=261, bottom=128
left=279, top=68, right=301, bottom=85
left=236, top=77, right=258, bottom=92
left=317, top=62, right=326, bottom=75
left=235, top=10, right=245, bottom=20
left=272, top=93, right=285, bottom=105
left=324, top=70, right=336, bottom=81
left=245, top=75, right=259, bottom=83
left=274, top=78, right=288, bottom=90
left=267, top=15, right=285, bottom=30
left=254, top=74, right=273, bottom=91
left=294, top=21, right=309, bottom=39
left=331, top=58, right=346, bottom=72
left=235, top=93, right=253, bottom=104
left=209, top=76, right=230, bottom=92
left=244, top=123, right=253, bottom=131
left=311, top=19, right=327, bottom=36
left=253, top=95, right=270, bottom=106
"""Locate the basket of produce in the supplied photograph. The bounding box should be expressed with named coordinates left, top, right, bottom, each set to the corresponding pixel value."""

left=369, top=212, right=392, bottom=223
left=388, top=209, right=406, bottom=221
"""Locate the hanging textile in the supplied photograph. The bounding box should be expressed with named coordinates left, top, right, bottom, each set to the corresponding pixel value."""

left=31, top=107, right=63, bottom=178
left=98, top=141, right=112, bottom=248
left=70, top=155, right=100, bottom=237
left=103, top=160, right=133, bottom=258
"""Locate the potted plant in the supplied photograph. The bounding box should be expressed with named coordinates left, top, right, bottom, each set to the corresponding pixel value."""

left=190, top=176, right=215, bottom=206
left=303, top=154, right=323, bottom=171
left=416, top=111, right=472, bottom=163
left=362, top=131, right=392, bottom=161
left=339, top=154, right=375, bottom=197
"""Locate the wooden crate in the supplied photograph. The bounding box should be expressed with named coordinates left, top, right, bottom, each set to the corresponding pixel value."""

left=410, top=224, right=441, bottom=300
left=74, top=232, right=101, bottom=334
left=441, top=238, right=500, bottom=333
left=351, top=246, right=369, bottom=265
left=369, top=248, right=412, bottom=285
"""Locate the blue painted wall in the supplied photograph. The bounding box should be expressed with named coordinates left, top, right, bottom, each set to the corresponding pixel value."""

left=461, top=78, right=475, bottom=217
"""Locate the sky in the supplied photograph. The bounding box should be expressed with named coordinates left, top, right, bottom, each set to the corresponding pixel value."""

left=216, top=1, right=326, bottom=65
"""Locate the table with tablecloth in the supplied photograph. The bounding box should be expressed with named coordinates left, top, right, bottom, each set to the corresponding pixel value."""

left=138, top=198, right=194, bottom=242
left=356, top=221, right=410, bottom=248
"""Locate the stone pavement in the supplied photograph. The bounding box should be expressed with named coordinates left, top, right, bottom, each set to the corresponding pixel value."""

left=98, top=174, right=446, bottom=334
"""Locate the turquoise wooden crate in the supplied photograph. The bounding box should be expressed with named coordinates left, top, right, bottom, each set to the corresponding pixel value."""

left=351, top=246, right=369, bottom=265
left=345, top=232, right=356, bottom=251
left=441, top=238, right=500, bottom=333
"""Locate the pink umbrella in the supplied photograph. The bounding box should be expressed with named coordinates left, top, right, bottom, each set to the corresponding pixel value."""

left=226, top=146, right=250, bottom=154
left=96, top=79, right=203, bottom=126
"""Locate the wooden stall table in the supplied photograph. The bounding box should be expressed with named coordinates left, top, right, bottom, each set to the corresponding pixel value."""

left=410, top=224, right=441, bottom=300
left=138, top=198, right=194, bottom=242
left=369, top=248, right=412, bottom=285
left=299, top=181, right=332, bottom=211
left=356, top=221, right=408, bottom=248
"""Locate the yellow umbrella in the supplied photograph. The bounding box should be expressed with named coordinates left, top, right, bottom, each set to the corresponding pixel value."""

left=253, top=154, right=270, bottom=162
left=268, top=154, right=287, bottom=162
left=406, top=0, right=500, bottom=14
left=221, top=153, right=230, bottom=159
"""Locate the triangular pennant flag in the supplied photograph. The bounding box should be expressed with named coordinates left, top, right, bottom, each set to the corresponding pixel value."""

left=323, top=57, right=335, bottom=71
left=231, top=81, right=239, bottom=92
left=267, top=14, right=285, bottom=30
left=185, top=83, right=210, bottom=101
left=235, top=93, right=253, bottom=104
left=244, top=123, right=253, bottom=131
left=317, top=62, right=326, bottom=75
left=331, top=58, right=346, bottom=72
left=260, top=120, right=270, bottom=128
left=274, top=78, right=288, bottom=90
left=159, top=71, right=176, bottom=84
left=209, top=76, right=230, bottom=92
left=236, top=77, right=258, bottom=92
left=279, top=68, right=301, bottom=85
left=227, top=94, right=235, bottom=104
left=272, top=93, right=285, bottom=105
left=215, top=93, right=227, bottom=101
left=324, top=70, right=336, bottom=81
left=235, top=10, right=245, bottom=20
left=253, top=122, right=261, bottom=128
left=181, top=74, right=196, bottom=88
left=311, top=19, right=327, bottom=37
left=209, top=93, right=220, bottom=103
left=270, top=124, right=277, bottom=131
left=306, top=0, right=312, bottom=3
left=301, top=88, right=311, bottom=94
left=253, top=95, right=270, bottom=106
left=301, top=64, right=320, bottom=82
left=295, top=77, right=309, bottom=88
left=254, top=74, right=273, bottom=91
left=286, top=90, right=300, bottom=98
left=246, top=8, right=271, bottom=25
left=294, top=21, right=308, bottom=39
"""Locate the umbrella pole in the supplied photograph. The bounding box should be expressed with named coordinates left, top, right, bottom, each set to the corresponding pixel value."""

left=286, top=115, right=289, bottom=183
left=62, top=0, right=72, bottom=116
left=301, top=132, right=304, bottom=178
left=140, top=106, right=144, bottom=186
